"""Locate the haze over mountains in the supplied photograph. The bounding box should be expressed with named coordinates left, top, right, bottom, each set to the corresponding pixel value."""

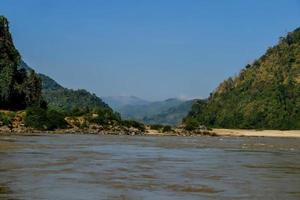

left=21, top=60, right=194, bottom=126
left=102, top=96, right=150, bottom=110
left=103, top=96, right=197, bottom=125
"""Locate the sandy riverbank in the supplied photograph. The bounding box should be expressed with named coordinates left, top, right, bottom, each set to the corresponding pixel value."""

left=212, top=129, right=300, bottom=138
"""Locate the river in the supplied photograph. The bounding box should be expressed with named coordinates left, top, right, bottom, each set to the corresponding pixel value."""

left=0, top=134, right=299, bottom=200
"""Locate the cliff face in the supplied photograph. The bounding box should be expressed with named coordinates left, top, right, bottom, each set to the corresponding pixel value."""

left=185, top=27, right=300, bottom=130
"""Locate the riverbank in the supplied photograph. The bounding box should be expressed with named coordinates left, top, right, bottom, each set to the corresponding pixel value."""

left=1, top=127, right=299, bottom=138
left=212, top=129, right=300, bottom=138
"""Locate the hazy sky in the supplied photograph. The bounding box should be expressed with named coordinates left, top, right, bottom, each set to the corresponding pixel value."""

left=1, top=0, right=300, bottom=100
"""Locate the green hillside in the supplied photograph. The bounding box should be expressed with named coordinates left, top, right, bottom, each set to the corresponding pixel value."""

left=0, top=16, right=43, bottom=110
left=143, top=100, right=196, bottom=125
left=20, top=61, right=110, bottom=112
left=184, top=27, right=300, bottom=130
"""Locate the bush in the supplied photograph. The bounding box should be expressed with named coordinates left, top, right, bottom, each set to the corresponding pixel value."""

left=122, top=120, right=145, bottom=132
left=149, top=124, right=164, bottom=130
left=25, top=107, right=67, bottom=130
left=89, top=107, right=121, bottom=125
left=0, top=112, right=13, bottom=126
left=46, top=110, right=67, bottom=130
left=25, top=107, right=48, bottom=129
left=184, top=118, right=199, bottom=131
left=162, top=125, right=173, bottom=133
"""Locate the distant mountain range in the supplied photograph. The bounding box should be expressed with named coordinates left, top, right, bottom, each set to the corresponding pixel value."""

left=21, top=61, right=194, bottom=125
left=20, top=61, right=110, bottom=112
left=102, top=96, right=149, bottom=110
left=142, top=99, right=197, bottom=125
left=103, top=96, right=197, bottom=125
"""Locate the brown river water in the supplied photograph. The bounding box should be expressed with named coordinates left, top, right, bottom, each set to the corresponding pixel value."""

left=0, top=134, right=299, bottom=200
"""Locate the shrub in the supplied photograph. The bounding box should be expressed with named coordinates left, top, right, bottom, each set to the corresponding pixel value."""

left=25, top=107, right=67, bottom=130
left=25, top=107, right=48, bottom=129
left=149, top=124, right=164, bottom=130
left=46, top=110, right=67, bottom=130
left=184, top=118, right=199, bottom=131
left=122, top=120, right=145, bottom=132
left=0, top=112, right=13, bottom=126
left=89, top=107, right=121, bottom=125
left=162, top=125, right=173, bottom=133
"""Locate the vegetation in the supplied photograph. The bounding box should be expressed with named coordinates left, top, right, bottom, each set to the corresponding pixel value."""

left=0, top=16, right=125, bottom=131
left=24, top=107, right=67, bottom=130
left=87, top=107, right=121, bottom=125
left=0, top=111, right=14, bottom=126
left=184, top=27, right=300, bottom=130
left=0, top=16, right=44, bottom=110
left=149, top=124, right=174, bottom=133
left=21, top=61, right=111, bottom=114
left=143, top=99, right=196, bottom=125
left=121, top=120, right=146, bottom=132
left=162, top=125, right=173, bottom=133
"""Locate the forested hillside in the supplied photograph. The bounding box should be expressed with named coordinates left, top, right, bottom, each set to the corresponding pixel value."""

left=0, top=16, right=125, bottom=131
left=0, top=16, right=43, bottom=110
left=20, top=61, right=110, bottom=112
left=184, top=27, right=300, bottom=130
left=143, top=100, right=196, bottom=125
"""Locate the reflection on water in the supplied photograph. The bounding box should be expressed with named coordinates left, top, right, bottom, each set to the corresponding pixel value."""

left=0, top=135, right=299, bottom=200
left=0, top=183, right=17, bottom=200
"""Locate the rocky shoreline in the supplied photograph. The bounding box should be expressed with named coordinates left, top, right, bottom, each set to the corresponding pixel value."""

left=0, top=125, right=218, bottom=137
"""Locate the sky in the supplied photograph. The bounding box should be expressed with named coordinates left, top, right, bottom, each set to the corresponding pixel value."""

left=1, top=0, right=300, bottom=101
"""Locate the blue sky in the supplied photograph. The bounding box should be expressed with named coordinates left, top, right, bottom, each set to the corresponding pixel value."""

left=1, top=0, right=300, bottom=100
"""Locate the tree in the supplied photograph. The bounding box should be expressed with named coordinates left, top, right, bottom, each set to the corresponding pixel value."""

left=23, top=70, right=42, bottom=107
left=0, top=16, right=44, bottom=110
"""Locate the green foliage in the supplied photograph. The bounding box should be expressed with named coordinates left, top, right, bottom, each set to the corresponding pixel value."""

left=25, top=107, right=67, bottom=130
left=0, top=16, right=44, bottom=110
left=185, top=27, right=300, bottom=130
left=149, top=124, right=173, bottom=132
left=24, top=107, right=48, bottom=129
left=88, top=107, right=121, bottom=125
left=121, top=120, right=146, bottom=132
left=183, top=118, right=199, bottom=131
left=162, top=125, right=173, bottom=133
left=0, top=112, right=13, bottom=126
left=42, top=89, right=109, bottom=113
left=149, top=124, right=164, bottom=130
left=23, top=70, right=43, bottom=107
left=46, top=109, right=67, bottom=130
left=20, top=60, right=111, bottom=114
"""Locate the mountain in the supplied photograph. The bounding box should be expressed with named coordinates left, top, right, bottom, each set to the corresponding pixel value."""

left=142, top=99, right=197, bottom=125
left=102, top=96, right=149, bottom=110
left=115, top=98, right=196, bottom=125
left=0, top=16, right=42, bottom=110
left=184, top=27, right=300, bottom=130
left=20, top=60, right=63, bottom=91
left=20, top=61, right=110, bottom=112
